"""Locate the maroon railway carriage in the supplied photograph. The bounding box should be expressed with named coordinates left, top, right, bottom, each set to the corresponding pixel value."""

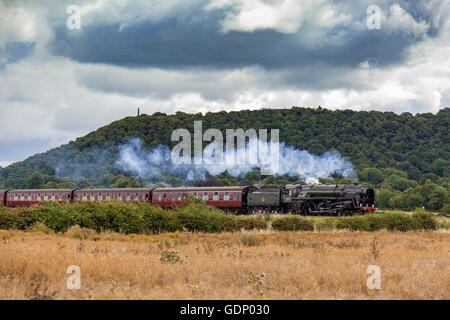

left=0, top=190, right=7, bottom=206
left=151, top=186, right=256, bottom=213
left=5, top=189, right=73, bottom=207
left=73, top=188, right=152, bottom=202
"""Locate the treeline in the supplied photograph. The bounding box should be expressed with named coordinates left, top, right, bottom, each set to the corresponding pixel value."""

left=0, top=107, right=448, bottom=213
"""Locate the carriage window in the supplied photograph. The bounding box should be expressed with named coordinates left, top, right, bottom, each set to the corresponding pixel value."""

left=213, top=192, right=219, bottom=201
left=158, top=193, right=162, bottom=201
left=37, top=194, right=42, bottom=201
left=177, top=193, right=182, bottom=201
left=58, top=194, right=62, bottom=201
left=182, top=194, right=188, bottom=200
left=106, top=193, right=111, bottom=200
left=126, top=193, right=130, bottom=201
left=51, top=194, right=55, bottom=201
left=171, top=193, right=175, bottom=201
left=28, top=194, right=32, bottom=201
left=135, top=193, right=139, bottom=200
left=20, top=194, right=24, bottom=201
left=44, top=194, right=48, bottom=201
left=145, top=194, right=149, bottom=200
left=203, top=193, right=209, bottom=201
left=192, top=192, right=198, bottom=198
left=224, top=192, right=230, bottom=200
left=98, top=193, right=102, bottom=201
left=82, top=193, right=87, bottom=201
left=233, top=192, right=237, bottom=200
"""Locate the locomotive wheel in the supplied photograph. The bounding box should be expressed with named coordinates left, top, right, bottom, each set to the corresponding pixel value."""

left=305, top=201, right=317, bottom=216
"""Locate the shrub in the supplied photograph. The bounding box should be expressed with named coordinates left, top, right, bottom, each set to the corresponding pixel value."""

left=139, top=204, right=181, bottom=234
left=440, top=202, right=450, bottom=217
left=411, top=209, right=437, bottom=230
left=382, top=213, right=414, bottom=232
left=336, top=216, right=371, bottom=231
left=0, top=201, right=441, bottom=234
left=366, top=214, right=386, bottom=231
left=438, top=219, right=450, bottom=230
left=174, top=200, right=234, bottom=233
left=29, top=203, right=78, bottom=233
left=0, top=208, right=38, bottom=230
left=272, top=216, right=314, bottom=231
left=232, top=216, right=268, bottom=231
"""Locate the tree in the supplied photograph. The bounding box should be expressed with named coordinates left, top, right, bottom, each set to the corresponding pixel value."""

left=112, top=178, right=129, bottom=188
left=383, top=175, right=417, bottom=191
left=431, top=158, right=448, bottom=177
left=403, top=189, right=423, bottom=210
left=360, top=168, right=384, bottom=184
left=427, top=187, right=446, bottom=211
left=375, top=189, right=394, bottom=209
left=419, top=173, right=442, bottom=185
left=389, top=193, right=406, bottom=209
left=25, top=172, right=44, bottom=189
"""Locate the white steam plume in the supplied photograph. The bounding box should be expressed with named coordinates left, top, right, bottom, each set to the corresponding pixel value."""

left=116, top=138, right=356, bottom=183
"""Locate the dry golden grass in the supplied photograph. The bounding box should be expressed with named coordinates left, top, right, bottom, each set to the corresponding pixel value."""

left=0, top=229, right=449, bottom=300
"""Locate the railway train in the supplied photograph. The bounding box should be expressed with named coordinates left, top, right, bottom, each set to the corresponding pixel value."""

left=0, top=183, right=375, bottom=216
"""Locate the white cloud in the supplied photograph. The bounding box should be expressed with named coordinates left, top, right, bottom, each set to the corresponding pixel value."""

left=205, top=0, right=325, bottom=33
left=0, top=3, right=37, bottom=47
left=384, top=4, right=430, bottom=36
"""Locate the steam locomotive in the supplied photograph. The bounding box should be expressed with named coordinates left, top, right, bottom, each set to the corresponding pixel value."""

left=0, top=183, right=375, bottom=216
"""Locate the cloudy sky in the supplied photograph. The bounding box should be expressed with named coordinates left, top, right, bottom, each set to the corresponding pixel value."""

left=0, top=0, right=449, bottom=167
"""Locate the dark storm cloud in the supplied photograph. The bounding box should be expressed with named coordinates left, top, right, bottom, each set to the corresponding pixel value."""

left=49, top=2, right=439, bottom=71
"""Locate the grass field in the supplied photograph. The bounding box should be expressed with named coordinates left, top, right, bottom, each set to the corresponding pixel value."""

left=0, top=228, right=448, bottom=300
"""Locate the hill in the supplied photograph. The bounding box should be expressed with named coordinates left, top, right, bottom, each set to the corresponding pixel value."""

left=0, top=106, right=449, bottom=212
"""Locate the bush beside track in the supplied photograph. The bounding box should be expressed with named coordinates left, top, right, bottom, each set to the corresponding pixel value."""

left=0, top=200, right=447, bottom=234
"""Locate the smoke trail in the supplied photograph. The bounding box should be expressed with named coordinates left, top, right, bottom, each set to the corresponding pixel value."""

left=116, top=138, right=356, bottom=183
